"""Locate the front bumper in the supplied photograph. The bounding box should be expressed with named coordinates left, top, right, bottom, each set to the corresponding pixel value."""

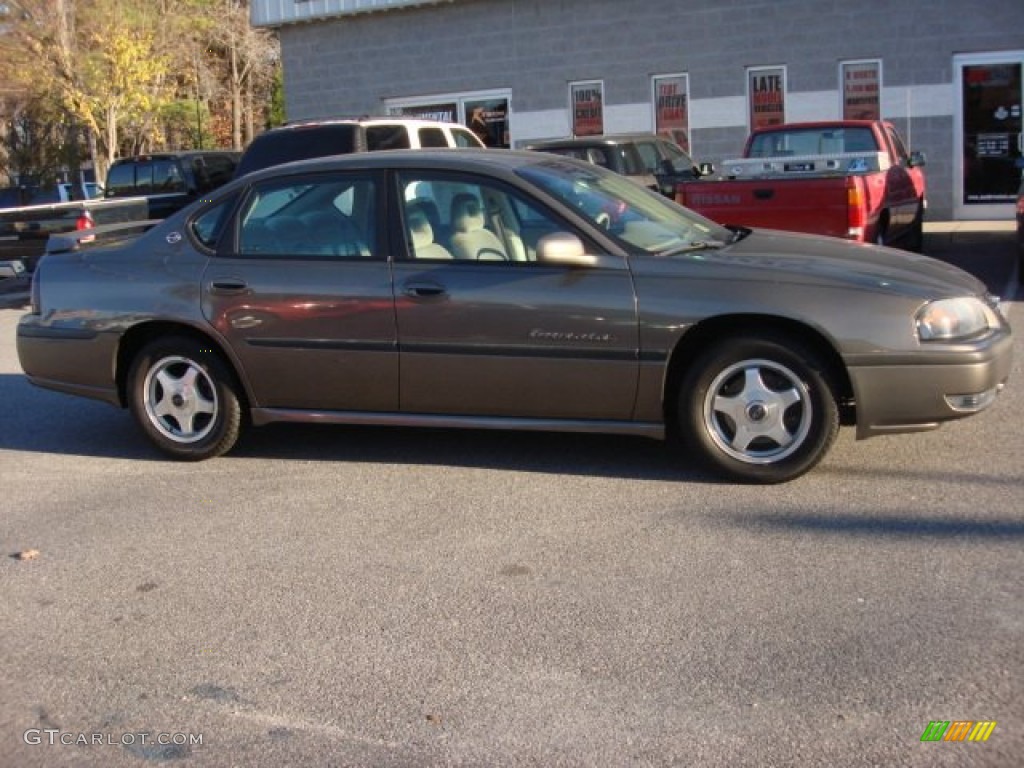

left=848, top=330, right=1013, bottom=439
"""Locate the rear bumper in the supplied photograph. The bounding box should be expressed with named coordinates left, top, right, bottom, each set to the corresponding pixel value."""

left=16, top=319, right=122, bottom=407
left=849, top=331, right=1013, bottom=439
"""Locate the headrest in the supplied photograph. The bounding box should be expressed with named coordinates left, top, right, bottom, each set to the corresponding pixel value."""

left=451, top=194, right=485, bottom=233
left=407, top=209, right=433, bottom=248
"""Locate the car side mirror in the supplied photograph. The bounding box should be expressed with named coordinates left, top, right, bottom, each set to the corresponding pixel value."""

left=908, top=151, right=926, bottom=168
left=536, top=232, right=620, bottom=269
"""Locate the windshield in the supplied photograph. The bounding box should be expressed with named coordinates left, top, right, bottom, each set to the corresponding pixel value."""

left=518, top=158, right=732, bottom=254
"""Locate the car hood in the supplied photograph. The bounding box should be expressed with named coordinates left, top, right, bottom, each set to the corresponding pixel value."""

left=707, top=228, right=989, bottom=299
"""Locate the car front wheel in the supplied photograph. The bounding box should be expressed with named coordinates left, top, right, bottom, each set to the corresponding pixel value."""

left=128, top=337, right=242, bottom=460
left=677, top=334, right=839, bottom=483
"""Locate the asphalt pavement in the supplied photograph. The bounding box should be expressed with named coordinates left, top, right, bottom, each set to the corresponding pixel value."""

left=0, top=225, right=1021, bottom=767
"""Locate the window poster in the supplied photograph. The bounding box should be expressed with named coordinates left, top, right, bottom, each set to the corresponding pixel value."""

left=748, top=67, right=786, bottom=132
left=653, top=74, right=690, bottom=153
left=464, top=98, right=510, bottom=148
left=842, top=60, right=881, bottom=120
left=570, top=81, right=604, bottom=137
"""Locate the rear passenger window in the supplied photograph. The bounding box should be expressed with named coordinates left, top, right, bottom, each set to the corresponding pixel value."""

left=236, top=175, right=376, bottom=259
left=191, top=194, right=237, bottom=250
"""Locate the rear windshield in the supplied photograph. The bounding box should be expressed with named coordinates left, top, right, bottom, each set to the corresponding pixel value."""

left=235, top=124, right=361, bottom=177
left=746, top=127, right=879, bottom=157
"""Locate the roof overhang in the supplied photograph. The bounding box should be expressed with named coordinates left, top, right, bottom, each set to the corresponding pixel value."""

left=251, top=0, right=461, bottom=28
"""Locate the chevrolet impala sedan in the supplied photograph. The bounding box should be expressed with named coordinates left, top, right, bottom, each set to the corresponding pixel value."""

left=17, top=150, right=1013, bottom=483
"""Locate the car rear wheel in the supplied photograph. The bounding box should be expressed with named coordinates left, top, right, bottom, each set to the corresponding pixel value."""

left=128, top=337, right=242, bottom=460
left=677, top=334, right=839, bottom=483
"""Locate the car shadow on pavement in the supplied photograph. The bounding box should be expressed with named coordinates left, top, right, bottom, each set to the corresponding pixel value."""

left=231, top=422, right=718, bottom=483
left=718, top=510, right=1024, bottom=539
left=0, top=373, right=723, bottom=482
left=0, top=373, right=160, bottom=460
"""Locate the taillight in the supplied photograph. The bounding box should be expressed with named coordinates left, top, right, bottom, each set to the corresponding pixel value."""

left=847, top=178, right=866, bottom=239
left=75, top=210, right=95, bottom=230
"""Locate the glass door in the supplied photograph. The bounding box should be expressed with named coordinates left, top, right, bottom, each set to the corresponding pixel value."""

left=955, top=52, right=1023, bottom=219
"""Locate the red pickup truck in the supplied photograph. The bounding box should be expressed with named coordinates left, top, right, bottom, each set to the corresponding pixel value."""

left=674, top=120, right=927, bottom=250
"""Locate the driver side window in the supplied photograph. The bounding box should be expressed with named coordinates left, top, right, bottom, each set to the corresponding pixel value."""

left=398, top=174, right=570, bottom=263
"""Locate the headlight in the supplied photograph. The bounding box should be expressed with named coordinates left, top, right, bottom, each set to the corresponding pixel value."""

left=916, top=297, right=1001, bottom=342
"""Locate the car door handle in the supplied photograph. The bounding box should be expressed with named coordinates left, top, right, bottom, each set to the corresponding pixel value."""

left=209, top=279, right=250, bottom=295
left=753, top=188, right=774, bottom=200
left=403, top=281, right=447, bottom=298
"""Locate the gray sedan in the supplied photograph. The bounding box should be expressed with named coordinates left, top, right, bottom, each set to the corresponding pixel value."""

left=16, top=150, right=1013, bottom=483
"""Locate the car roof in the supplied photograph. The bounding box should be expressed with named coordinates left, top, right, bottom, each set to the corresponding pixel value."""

left=237, top=148, right=578, bottom=185
left=274, top=116, right=471, bottom=131
left=111, top=150, right=240, bottom=163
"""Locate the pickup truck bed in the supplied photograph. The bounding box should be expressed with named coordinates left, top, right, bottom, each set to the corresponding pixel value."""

left=0, top=197, right=149, bottom=270
left=674, top=120, right=926, bottom=250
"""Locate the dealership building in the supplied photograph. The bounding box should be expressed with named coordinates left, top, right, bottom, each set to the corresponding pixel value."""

left=251, top=0, right=1024, bottom=221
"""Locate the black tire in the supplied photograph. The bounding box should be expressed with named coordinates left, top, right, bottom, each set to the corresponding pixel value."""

left=874, top=216, right=889, bottom=247
left=128, top=336, right=243, bottom=460
left=904, top=204, right=924, bottom=253
left=676, top=334, right=840, bottom=483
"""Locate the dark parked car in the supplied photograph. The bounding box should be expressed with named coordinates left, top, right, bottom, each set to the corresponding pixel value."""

left=527, top=133, right=710, bottom=196
left=17, top=150, right=1013, bottom=483
left=105, top=150, right=240, bottom=219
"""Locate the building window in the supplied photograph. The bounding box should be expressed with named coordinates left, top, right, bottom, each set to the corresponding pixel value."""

left=652, top=73, right=691, bottom=153
left=841, top=60, right=882, bottom=120
left=747, top=66, right=786, bottom=132
left=570, top=80, right=604, bottom=137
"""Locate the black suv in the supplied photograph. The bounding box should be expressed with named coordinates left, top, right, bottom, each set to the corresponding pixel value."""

left=233, top=117, right=485, bottom=178
left=527, top=133, right=711, bottom=196
left=105, top=151, right=240, bottom=219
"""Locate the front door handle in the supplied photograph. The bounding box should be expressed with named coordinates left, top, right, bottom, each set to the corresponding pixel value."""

left=403, top=281, right=447, bottom=298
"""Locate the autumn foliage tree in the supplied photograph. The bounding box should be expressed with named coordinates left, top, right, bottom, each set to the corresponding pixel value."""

left=0, top=0, right=279, bottom=186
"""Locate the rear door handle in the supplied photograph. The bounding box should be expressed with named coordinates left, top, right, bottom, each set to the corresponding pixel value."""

left=209, top=279, right=250, bottom=295
left=403, top=281, right=447, bottom=298
left=753, top=188, right=774, bottom=200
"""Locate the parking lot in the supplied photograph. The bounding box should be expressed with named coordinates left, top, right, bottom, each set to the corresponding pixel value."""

left=1, top=227, right=1021, bottom=767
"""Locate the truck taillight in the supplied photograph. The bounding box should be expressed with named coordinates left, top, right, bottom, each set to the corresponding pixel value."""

left=847, top=178, right=866, bottom=239
left=75, top=210, right=95, bottom=230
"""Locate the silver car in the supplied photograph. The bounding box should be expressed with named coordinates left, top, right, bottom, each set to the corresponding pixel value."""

left=16, top=150, right=1013, bottom=483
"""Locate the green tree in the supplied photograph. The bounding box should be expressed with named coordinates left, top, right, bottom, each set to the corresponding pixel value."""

left=4, top=0, right=173, bottom=181
left=0, top=0, right=280, bottom=184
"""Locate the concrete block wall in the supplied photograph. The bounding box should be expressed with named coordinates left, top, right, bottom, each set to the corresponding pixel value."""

left=277, top=0, right=1024, bottom=219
